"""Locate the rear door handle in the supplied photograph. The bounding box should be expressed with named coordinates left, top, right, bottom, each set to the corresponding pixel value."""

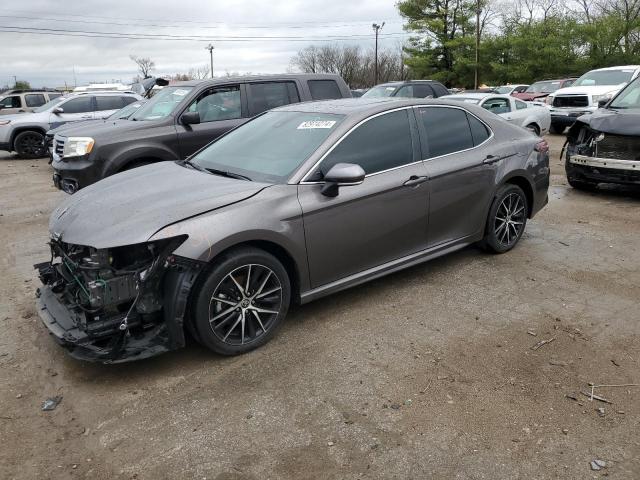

left=483, top=154, right=500, bottom=165
left=403, top=175, right=429, bottom=187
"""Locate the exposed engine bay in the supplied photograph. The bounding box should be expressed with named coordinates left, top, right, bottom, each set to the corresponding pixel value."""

left=35, top=236, right=202, bottom=362
left=564, top=110, right=640, bottom=186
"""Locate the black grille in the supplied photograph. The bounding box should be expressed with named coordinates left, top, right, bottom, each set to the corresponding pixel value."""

left=54, top=138, right=64, bottom=157
left=596, top=135, right=640, bottom=160
left=553, top=95, right=589, bottom=108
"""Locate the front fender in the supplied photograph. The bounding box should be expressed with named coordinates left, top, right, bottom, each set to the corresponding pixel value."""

left=102, top=144, right=179, bottom=176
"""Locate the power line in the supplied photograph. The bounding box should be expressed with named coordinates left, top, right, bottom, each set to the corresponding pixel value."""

left=0, top=26, right=409, bottom=42
left=0, top=25, right=406, bottom=42
left=0, top=14, right=403, bottom=30
left=0, top=8, right=403, bottom=28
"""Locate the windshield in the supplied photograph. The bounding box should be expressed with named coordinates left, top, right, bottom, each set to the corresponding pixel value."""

left=609, top=77, right=640, bottom=109
left=190, top=111, right=344, bottom=183
left=108, top=101, right=144, bottom=120
left=130, top=86, right=192, bottom=120
left=525, top=81, right=560, bottom=93
left=573, top=69, right=635, bottom=87
left=33, top=96, right=66, bottom=113
left=362, top=85, right=398, bottom=98
left=495, top=86, right=513, bottom=94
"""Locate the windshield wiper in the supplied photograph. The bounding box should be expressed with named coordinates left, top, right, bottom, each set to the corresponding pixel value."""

left=205, top=168, right=252, bottom=181
left=181, top=159, right=208, bottom=172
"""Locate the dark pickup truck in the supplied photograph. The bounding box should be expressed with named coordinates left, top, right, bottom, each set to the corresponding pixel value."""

left=49, top=73, right=352, bottom=193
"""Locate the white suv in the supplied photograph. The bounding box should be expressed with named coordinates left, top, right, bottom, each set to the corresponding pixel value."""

left=547, top=65, right=640, bottom=133
left=0, top=91, right=142, bottom=158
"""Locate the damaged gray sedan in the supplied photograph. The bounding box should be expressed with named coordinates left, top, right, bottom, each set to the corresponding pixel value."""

left=35, top=98, right=549, bottom=362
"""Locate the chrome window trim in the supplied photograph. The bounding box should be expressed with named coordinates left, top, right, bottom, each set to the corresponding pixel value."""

left=413, top=105, right=495, bottom=162
left=299, top=106, right=416, bottom=184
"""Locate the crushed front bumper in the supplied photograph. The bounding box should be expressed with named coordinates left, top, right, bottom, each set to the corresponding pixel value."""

left=35, top=257, right=204, bottom=363
left=566, top=155, right=640, bottom=185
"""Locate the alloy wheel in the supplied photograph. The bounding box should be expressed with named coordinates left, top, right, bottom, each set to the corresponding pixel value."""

left=494, top=192, right=526, bottom=247
left=17, top=133, right=45, bottom=157
left=208, top=264, right=283, bottom=346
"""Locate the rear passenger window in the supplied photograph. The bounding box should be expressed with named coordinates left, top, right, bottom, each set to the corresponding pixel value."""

left=467, top=114, right=491, bottom=146
left=430, top=83, right=449, bottom=97
left=308, top=80, right=342, bottom=100
left=25, top=94, right=46, bottom=107
left=95, top=96, right=125, bottom=111
left=61, top=96, right=93, bottom=114
left=319, top=109, right=413, bottom=176
left=248, top=82, right=300, bottom=115
left=419, top=107, right=474, bottom=158
left=413, top=84, right=435, bottom=98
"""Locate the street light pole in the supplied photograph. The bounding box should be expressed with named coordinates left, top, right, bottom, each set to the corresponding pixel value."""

left=475, top=0, right=481, bottom=89
left=205, top=43, right=215, bottom=79
left=372, top=22, right=385, bottom=85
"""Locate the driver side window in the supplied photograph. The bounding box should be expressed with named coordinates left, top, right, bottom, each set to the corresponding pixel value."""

left=187, top=86, right=241, bottom=123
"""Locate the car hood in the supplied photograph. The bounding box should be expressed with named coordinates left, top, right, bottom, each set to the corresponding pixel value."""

left=575, top=108, right=640, bottom=135
left=553, top=85, right=624, bottom=96
left=51, top=118, right=159, bottom=139
left=514, top=92, right=549, bottom=100
left=1, top=111, right=47, bottom=124
left=49, top=161, right=271, bottom=249
left=49, top=119, right=116, bottom=135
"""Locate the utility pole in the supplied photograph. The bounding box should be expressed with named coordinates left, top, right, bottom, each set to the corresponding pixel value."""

left=372, top=22, right=385, bottom=85
left=475, top=0, right=481, bottom=89
left=13, top=75, right=17, bottom=88
left=205, top=43, right=215, bottom=79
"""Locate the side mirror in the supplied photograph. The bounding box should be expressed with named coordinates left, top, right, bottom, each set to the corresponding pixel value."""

left=320, top=163, right=366, bottom=197
left=597, top=99, right=609, bottom=108
left=181, top=111, right=200, bottom=125
left=53, top=107, right=64, bottom=114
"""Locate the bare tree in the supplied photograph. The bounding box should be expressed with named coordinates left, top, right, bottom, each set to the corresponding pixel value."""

left=188, top=65, right=211, bottom=80
left=130, top=55, right=155, bottom=79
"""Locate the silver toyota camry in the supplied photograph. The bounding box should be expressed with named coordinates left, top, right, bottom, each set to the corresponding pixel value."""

left=35, top=98, right=550, bottom=362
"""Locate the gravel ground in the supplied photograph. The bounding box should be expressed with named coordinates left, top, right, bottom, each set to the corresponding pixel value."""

left=1, top=134, right=639, bottom=479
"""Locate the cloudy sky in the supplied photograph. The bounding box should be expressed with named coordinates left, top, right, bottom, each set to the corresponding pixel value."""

left=0, top=0, right=409, bottom=88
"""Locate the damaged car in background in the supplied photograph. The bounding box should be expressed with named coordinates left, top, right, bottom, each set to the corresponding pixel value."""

left=564, top=75, right=640, bottom=190
left=35, top=98, right=549, bottom=363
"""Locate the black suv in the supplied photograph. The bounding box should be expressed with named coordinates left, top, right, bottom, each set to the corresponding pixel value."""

left=50, top=74, right=351, bottom=193
left=362, top=80, right=450, bottom=99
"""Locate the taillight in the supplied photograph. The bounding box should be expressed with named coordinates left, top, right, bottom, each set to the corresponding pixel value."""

left=535, top=140, right=549, bottom=154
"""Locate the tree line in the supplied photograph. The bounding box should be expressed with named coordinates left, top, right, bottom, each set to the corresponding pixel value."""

left=292, top=0, right=640, bottom=88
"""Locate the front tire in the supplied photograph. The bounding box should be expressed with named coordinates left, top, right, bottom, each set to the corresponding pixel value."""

left=14, top=130, right=46, bottom=158
left=192, top=247, right=291, bottom=355
left=481, top=184, right=528, bottom=254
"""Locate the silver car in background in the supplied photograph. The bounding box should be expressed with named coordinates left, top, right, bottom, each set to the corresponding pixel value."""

left=442, top=92, right=551, bottom=136
left=35, top=98, right=550, bottom=363
left=0, top=91, right=142, bottom=158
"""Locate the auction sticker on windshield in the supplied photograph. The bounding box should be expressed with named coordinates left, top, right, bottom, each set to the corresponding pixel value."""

left=297, top=120, right=337, bottom=129
left=173, top=89, right=189, bottom=96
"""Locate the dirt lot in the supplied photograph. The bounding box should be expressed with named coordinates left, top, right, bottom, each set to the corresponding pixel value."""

left=1, top=135, right=639, bottom=479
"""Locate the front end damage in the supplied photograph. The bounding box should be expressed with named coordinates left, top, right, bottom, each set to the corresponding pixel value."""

left=34, top=236, right=203, bottom=363
left=565, top=117, right=640, bottom=186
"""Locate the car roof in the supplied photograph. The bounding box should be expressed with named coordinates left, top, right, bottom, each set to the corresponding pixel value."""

left=373, top=80, right=440, bottom=87
left=589, top=65, right=640, bottom=72
left=169, top=73, right=344, bottom=88
left=274, top=97, right=482, bottom=116
left=442, top=92, right=515, bottom=100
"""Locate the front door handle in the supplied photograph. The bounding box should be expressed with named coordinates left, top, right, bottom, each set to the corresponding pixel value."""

left=483, top=154, right=500, bottom=165
left=403, top=175, right=429, bottom=187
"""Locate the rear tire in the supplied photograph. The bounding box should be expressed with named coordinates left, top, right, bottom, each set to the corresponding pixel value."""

left=14, top=130, right=46, bottom=159
left=481, top=184, right=528, bottom=254
left=192, top=247, right=291, bottom=355
left=525, top=123, right=540, bottom=136
left=549, top=123, right=564, bottom=135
